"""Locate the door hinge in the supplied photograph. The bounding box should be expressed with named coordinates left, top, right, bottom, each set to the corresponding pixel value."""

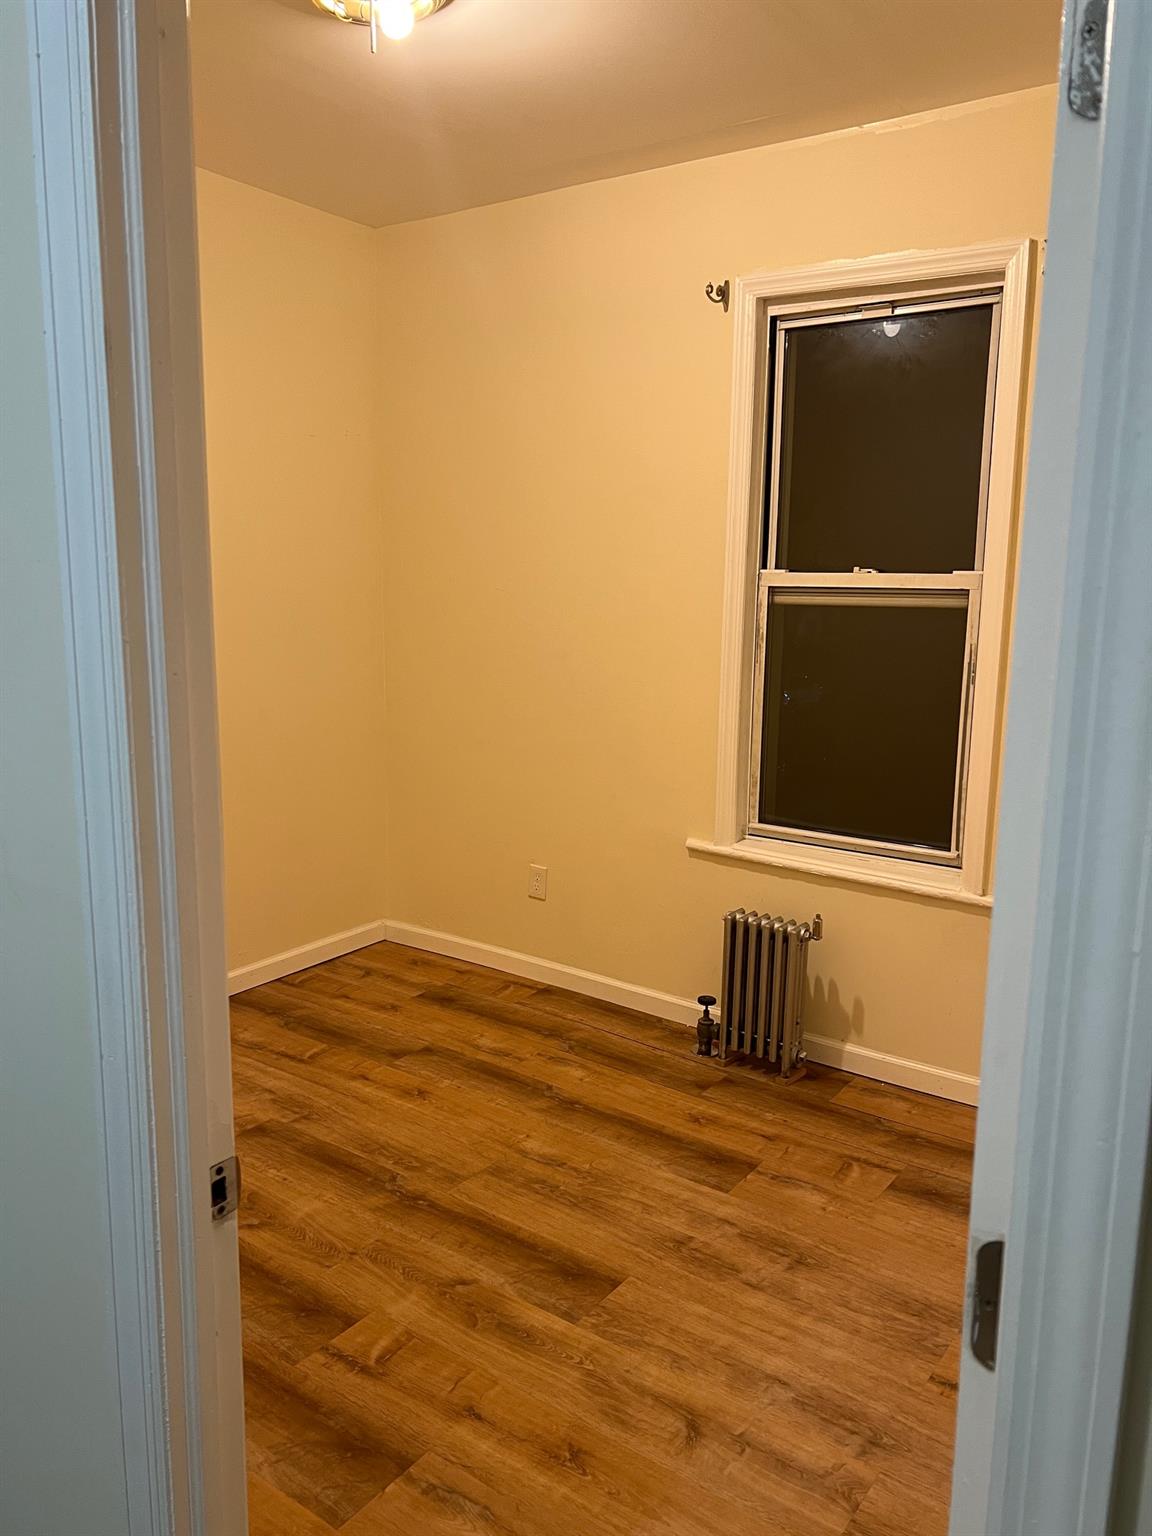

left=1068, top=0, right=1109, bottom=121
left=210, top=1154, right=241, bottom=1221
left=971, top=1238, right=1005, bottom=1370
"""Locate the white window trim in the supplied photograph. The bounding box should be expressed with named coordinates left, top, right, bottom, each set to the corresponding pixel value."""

left=691, top=240, right=1036, bottom=904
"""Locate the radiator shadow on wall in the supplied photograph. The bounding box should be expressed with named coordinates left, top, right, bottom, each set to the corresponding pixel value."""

left=806, top=973, right=868, bottom=1054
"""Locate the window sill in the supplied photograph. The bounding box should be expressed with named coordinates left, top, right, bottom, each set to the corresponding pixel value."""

left=685, top=836, right=993, bottom=908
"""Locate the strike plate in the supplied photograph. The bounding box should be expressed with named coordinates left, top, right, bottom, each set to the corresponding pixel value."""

left=1068, top=0, right=1108, bottom=120
left=971, top=1238, right=1005, bottom=1370
left=210, top=1154, right=241, bottom=1221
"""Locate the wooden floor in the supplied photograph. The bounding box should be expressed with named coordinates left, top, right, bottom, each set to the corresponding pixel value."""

left=233, top=941, right=976, bottom=1536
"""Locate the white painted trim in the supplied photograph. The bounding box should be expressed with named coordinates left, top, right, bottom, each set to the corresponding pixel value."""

left=62, top=0, right=248, bottom=1530
left=26, top=3, right=179, bottom=1529
left=710, top=239, right=1035, bottom=902
left=382, top=920, right=701, bottom=1024
left=686, top=837, right=994, bottom=908
left=952, top=2, right=1152, bottom=1530
left=382, top=921, right=980, bottom=1103
left=804, top=1035, right=980, bottom=1107
left=228, top=921, right=390, bottom=994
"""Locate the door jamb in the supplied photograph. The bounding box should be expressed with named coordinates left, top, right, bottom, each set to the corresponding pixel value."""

left=951, top=0, right=1152, bottom=1530
left=25, top=0, right=247, bottom=1530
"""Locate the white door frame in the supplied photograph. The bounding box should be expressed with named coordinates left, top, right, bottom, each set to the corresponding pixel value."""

left=951, top=0, right=1152, bottom=1531
left=26, top=0, right=1151, bottom=1530
left=24, top=0, right=246, bottom=1532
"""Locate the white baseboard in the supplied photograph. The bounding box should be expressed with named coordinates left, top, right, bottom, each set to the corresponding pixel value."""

left=227, top=919, right=390, bottom=995
left=381, top=920, right=701, bottom=1026
left=382, top=920, right=980, bottom=1106
left=228, top=917, right=979, bottom=1104
left=802, top=1034, right=979, bottom=1106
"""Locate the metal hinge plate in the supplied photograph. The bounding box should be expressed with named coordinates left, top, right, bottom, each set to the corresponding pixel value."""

left=210, top=1154, right=241, bottom=1221
left=971, top=1238, right=1005, bottom=1370
left=1068, top=0, right=1109, bottom=121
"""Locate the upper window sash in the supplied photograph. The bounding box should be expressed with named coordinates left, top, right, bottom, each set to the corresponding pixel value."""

left=760, top=294, right=1003, bottom=579
left=766, top=289, right=1002, bottom=328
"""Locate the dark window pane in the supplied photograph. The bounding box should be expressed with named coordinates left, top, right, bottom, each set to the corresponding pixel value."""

left=772, top=304, right=995, bottom=573
left=758, top=593, right=969, bottom=850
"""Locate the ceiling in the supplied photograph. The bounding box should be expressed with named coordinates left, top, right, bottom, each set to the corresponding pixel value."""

left=190, top=0, right=1063, bottom=229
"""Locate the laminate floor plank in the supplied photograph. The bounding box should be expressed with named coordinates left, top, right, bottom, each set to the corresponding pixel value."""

left=299, top=1331, right=729, bottom=1536
left=356, top=1190, right=624, bottom=1324
left=340, top=1460, right=535, bottom=1536
left=392, top=1043, right=763, bottom=1191
left=842, top=1472, right=953, bottom=1536
left=417, top=983, right=730, bottom=1099
left=284, top=957, right=429, bottom=1005
left=243, top=1342, right=419, bottom=1528
left=830, top=1077, right=979, bottom=1147
left=342, top=940, right=543, bottom=1000
left=240, top=1236, right=366, bottom=1367
left=239, top=981, right=431, bottom=1065
left=371, top=1281, right=869, bottom=1534
left=239, top=1110, right=479, bottom=1209
left=455, top=1143, right=963, bottom=1354
left=247, top=1471, right=338, bottom=1536
left=295, top=964, right=727, bottom=1101
left=580, top=1278, right=957, bottom=1487
left=236, top=1047, right=504, bottom=1185
left=231, top=940, right=976, bottom=1533
left=702, top=1073, right=975, bottom=1182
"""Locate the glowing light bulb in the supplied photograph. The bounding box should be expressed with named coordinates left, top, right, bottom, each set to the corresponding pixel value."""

left=882, top=319, right=902, bottom=338
left=375, top=0, right=415, bottom=39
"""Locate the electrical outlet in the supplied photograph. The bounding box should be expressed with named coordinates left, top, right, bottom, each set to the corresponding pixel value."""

left=528, top=864, right=548, bottom=901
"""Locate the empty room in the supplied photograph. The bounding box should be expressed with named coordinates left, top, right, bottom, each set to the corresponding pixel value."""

left=189, top=1, right=1062, bottom=1532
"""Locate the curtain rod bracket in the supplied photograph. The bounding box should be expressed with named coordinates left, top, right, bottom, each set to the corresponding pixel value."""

left=705, top=280, right=730, bottom=313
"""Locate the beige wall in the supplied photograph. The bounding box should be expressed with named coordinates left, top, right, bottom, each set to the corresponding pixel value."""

left=372, top=88, right=1056, bottom=1080
left=198, top=89, right=1054, bottom=1078
left=197, top=169, right=385, bottom=972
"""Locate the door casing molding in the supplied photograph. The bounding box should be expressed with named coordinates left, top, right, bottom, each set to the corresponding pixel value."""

left=951, top=1, right=1152, bottom=1530
left=25, top=0, right=247, bottom=1530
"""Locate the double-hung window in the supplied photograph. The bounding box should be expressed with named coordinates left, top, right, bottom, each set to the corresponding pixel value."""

left=700, top=245, right=1034, bottom=901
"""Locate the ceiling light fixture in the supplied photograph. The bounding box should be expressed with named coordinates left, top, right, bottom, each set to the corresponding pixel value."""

left=311, top=0, right=455, bottom=52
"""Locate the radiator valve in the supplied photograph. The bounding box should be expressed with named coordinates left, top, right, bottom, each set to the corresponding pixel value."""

left=695, top=995, right=718, bottom=1057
